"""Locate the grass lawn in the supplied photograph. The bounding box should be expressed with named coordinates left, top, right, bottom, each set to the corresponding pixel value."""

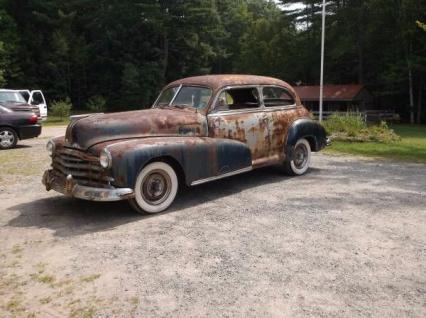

left=42, top=110, right=98, bottom=126
left=42, top=116, right=70, bottom=126
left=325, top=124, right=426, bottom=163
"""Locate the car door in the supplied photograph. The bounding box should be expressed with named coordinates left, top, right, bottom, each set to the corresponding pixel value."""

left=30, top=90, right=47, bottom=118
left=261, top=85, right=300, bottom=157
left=207, top=86, right=270, bottom=162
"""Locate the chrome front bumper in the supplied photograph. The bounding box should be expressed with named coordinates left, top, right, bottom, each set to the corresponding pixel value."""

left=42, top=170, right=134, bottom=202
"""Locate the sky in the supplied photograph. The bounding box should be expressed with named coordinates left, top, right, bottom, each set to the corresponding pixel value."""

left=274, top=1, right=306, bottom=11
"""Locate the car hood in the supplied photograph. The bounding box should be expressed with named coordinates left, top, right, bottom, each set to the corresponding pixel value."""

left=65, top=108, right=208, bottom=149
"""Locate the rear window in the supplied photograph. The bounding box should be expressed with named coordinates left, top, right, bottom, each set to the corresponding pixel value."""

left=0, top=91, right=26, bottom=103
left=262, top=86, right=295, bottom=107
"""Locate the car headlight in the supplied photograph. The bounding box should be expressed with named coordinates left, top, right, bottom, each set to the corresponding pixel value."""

left=99, top=149, right=112, bottom=169
left=46, top=140, right=55, bottom=157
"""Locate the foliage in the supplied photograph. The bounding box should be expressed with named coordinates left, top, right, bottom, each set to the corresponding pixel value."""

left=417, top=20, right=426, bottom=32
left=50, top=98, right=72, bottom=120
left=86, top=95, right=106, bottom=112
left=323, top=113, right=400, bottom=143
left=0, top=41, right=6, bottom=86
left=323, top=113, right=366, bottom=137
left=0, top=0, right=424, bottom=122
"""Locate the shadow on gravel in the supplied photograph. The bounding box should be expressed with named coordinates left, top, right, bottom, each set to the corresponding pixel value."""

left=7, top=165, right=318, bottom=237
left=4, top=144, right=33, bottom=150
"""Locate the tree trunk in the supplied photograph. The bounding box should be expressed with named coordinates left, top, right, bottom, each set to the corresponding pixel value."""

left=162, top=29, right=169, bottom=81
left=417, top=79, right=423, bottom=124
left=408, top=66, right=415, bottom=124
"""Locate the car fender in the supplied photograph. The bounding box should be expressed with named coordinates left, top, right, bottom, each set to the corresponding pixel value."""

left=285, top=118, right=327, bottom=160
left=104, top=137, right=252, bottom=188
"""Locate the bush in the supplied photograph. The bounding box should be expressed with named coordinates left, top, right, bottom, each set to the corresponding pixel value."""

left=323, top=113, right=400, bottom=143
left=50, top=98, right=72, bottom=120
left=86, top=95, right=107, bottom=112
left=323, top=112, right=366, bottom=137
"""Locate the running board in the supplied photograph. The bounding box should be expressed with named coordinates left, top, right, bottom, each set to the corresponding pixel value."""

left=190, top=167, right=253, bottom=186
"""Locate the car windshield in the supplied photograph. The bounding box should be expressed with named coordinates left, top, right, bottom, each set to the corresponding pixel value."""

left=0, top=91, right=27, bottom=103
left=155, top=86, right=212, bottom=109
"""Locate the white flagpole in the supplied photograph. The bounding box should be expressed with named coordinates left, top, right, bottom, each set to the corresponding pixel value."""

left=319, top=0, right=326, bottom=122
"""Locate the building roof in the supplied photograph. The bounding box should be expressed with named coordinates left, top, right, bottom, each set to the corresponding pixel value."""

left=293, top=84, right=364, bottom=101
left=167, top=74, right=293, bottom=92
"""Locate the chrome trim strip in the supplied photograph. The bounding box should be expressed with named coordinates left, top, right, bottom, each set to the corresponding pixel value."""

left=190, top=166, right=253, bottom=186
left=263, top=104, right=297, bottom=111
left=207, top=108, right=264, bottom=117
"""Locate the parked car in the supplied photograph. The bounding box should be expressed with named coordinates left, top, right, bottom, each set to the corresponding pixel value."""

left=16, top=89, right=48, bottom=119
left=0, top=105, right=41, bottom=149
left=42, top=75, right=328, bottom=214
left=0, top=89, right=41, bottom=118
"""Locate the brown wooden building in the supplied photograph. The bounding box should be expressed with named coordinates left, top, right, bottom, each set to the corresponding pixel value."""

left=293, top=84, right=373, bottom=112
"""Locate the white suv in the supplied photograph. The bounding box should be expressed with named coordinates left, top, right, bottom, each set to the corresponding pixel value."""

left=17, top=90, right=48, bottom=119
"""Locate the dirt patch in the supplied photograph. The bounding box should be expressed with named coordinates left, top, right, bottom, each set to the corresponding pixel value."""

left=0, top=127, right=425, bottom=317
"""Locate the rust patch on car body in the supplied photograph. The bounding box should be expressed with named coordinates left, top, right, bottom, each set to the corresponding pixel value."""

left=65, top=107, right=208, bottom=150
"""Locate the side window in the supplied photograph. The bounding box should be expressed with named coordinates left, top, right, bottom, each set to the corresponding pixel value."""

left=20, top=91, right=30, bottom=102
left=214, top=87, right=260, bottom=111
left=262, top=86, right=295, bottom=107
left=32, top=92, right=44, bottom=105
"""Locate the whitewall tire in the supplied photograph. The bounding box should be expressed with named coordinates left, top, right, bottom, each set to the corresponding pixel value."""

left=130, top=162, right=178, bottom=214
left=283, top=138, right=311, bottom=176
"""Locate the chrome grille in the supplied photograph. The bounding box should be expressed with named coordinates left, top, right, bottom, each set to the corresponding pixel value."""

left=52, top=148, right=112, bottom=188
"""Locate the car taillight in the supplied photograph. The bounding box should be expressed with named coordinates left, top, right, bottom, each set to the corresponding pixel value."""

left=28, top=114, right=38, bottom=125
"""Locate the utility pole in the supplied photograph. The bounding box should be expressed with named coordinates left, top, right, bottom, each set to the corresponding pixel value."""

left=319, top=0, right=326, bottom=122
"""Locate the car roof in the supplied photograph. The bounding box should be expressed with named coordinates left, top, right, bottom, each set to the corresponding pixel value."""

left=166, top=74, right=294, bottom=92
left=0, top=89, right=27, bottom=92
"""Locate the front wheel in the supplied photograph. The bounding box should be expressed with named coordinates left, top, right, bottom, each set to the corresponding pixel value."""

left=0, top=127, right=18, bottom=150
left=129, top=162, right=178, bottom=214
left=283, top=138, right=311, bottom=176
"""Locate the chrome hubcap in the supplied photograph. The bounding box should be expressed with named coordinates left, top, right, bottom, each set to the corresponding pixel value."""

left=294, top=143, right=308, bottom=169
left=0, top=131, right=14, bottom=148
left=141, top=170, right=171, bottom=205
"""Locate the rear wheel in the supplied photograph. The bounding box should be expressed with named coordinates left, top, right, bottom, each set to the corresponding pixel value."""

left=129, top=162, right=178, bottom=214
left=0, top=128, right=18, bottom=150
left=283, top=138, right=311, bottom=176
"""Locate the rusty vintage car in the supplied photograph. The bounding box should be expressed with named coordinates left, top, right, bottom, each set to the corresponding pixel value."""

left=42, top=75, right=328, bottom=213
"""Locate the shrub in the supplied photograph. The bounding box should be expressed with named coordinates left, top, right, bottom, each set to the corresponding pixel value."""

left=323, top=112, right=366, bottom=137
left=50, top=98, right=72, bottom=120
left=86, top=95, right=107, bottom=112
left=323, top=113, right=400, bottom=143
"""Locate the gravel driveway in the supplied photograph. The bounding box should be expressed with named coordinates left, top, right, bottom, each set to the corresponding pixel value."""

left=0, top=126, right=425, bottom=317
